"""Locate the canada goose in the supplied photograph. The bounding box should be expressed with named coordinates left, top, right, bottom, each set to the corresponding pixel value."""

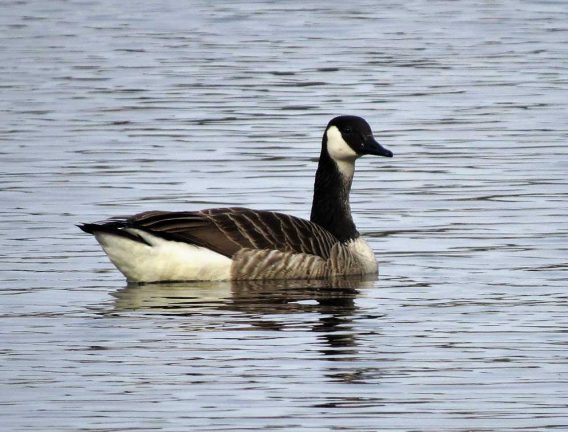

left=79, top=115, right=393, bottom=282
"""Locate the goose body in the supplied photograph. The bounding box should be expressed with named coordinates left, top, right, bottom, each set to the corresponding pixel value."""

left=80, top=116, right=393, bottom=282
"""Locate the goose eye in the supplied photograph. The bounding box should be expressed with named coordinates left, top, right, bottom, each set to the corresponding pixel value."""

left=343, top=127, right=352, bottom=134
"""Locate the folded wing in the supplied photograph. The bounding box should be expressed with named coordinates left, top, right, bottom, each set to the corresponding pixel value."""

left=117, top=207, right=339, bottom=260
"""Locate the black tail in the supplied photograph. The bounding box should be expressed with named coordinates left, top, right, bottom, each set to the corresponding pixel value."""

left=77, top=223, right=102, bottom=234
left=77, top=222, right=151, bottom=245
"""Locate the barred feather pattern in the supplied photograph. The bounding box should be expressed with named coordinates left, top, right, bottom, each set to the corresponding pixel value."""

left=128, top=207, right=338, bottom=260
left=82, top=207, right=377, bottom=280
left=231, top=241, right=376, bottom=280
left=87, top=207, right=377, bottom=280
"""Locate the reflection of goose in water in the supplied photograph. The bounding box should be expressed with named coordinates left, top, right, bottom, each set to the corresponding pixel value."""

left=112, top=276, right=375, bottom=316
left=112, top=276, right=376, bottom=343
left=111, top=276, right=383, bottom=384
left=80, top=116, right=393, bottom=282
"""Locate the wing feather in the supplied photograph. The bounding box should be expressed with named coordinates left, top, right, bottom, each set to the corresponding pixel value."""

left=112, top=207, right=339, bottom=259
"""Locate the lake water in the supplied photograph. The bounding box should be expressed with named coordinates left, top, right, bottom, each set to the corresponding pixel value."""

left=1, top=0, right=567, bottom=430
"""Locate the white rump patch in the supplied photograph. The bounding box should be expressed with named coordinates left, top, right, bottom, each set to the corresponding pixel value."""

left=94, top=229, right=232, bottom=282
left=326, top=125, right=357, bottom=178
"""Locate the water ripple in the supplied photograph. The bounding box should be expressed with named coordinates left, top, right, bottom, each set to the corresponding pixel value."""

left=1, top=0, right=567, bottom=431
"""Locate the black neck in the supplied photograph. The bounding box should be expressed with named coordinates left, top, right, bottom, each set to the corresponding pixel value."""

left=310, top=143, right=358, bottom=242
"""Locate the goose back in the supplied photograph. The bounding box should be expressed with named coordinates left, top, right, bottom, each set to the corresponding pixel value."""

left=110, top=207, right=339, bottom=260
left=82, top=207, right=377, bottom=280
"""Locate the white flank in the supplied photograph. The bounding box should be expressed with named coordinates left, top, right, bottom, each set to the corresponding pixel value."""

left=94, top=229, right=232, bottom=282
left=326, top=125, right=357, bottom=178
left=348, top=237, right=378, bottom=274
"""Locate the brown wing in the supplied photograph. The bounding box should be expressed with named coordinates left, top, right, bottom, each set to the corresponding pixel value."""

left=126, top=207, right=339, bottom=259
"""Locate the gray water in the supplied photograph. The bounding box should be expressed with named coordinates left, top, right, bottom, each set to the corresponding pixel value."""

left=1, top=0, right=567, bottom=430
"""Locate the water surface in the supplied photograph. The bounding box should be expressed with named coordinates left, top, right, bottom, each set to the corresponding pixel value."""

left=1, top=1, right=567, bottom=430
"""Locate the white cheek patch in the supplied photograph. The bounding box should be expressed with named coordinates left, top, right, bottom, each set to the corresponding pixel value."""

left=326, top=125, right=358, bottom=178
left=326, top=126, right=357, bottom=161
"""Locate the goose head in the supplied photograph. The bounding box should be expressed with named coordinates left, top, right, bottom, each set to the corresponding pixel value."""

left=324, top=115, right=393, bottom=177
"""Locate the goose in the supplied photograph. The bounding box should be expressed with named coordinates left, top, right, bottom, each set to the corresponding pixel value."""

left=79, top=115, right=393, bottom=282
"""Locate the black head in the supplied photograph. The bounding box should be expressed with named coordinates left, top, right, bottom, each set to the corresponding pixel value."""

left=325, top=115, right=393, bottom=159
